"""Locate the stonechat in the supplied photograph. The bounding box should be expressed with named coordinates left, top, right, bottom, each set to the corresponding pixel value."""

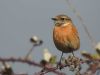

left=52, top=14, right=80, bottom=66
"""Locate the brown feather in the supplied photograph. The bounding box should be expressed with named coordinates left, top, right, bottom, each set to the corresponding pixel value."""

left=53, top=22, right=80, bottom=53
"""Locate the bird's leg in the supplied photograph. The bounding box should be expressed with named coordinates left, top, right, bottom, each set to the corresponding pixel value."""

left=72, top=51, right=75, bottom=57
left=57, top=52, right=63, bottom=69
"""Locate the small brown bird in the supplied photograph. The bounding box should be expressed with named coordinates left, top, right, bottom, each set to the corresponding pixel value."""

left=52, top=14, right=80, bottom=65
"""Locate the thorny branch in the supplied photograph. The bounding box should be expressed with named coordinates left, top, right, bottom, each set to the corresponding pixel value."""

left=0, top=57, right=65, bottom=75
left=0, top=55, right=99, bottom=75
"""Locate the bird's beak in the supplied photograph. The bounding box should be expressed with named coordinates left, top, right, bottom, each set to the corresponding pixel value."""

left=51, top=18, right=57, bottom=21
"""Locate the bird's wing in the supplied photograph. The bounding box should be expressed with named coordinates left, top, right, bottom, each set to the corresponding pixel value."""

left=66, top=24, right=80, bottom=50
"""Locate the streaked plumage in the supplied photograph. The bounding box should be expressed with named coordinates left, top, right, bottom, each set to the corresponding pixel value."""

left=52, top=14, right=80, bottom=54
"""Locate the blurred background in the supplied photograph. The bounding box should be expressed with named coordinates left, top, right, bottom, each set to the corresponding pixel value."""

left=0, top=0, right=100, bottom=75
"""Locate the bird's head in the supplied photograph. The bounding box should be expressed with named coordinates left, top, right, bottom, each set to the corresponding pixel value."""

left=52, top=14, right=72, bottom=27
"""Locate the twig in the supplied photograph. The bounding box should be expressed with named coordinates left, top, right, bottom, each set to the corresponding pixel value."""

left=65, top=0, right=97, bottom=48
left=0, top=57, right=65, bottom=75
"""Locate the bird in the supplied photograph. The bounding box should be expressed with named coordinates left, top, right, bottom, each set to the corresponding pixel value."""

left=52, top=14, right=80, bottom=66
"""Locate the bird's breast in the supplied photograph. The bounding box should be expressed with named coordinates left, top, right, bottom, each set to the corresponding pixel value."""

left=53, top=25, right=72, bottom=43
left=53, top=25, right=80, bottom=53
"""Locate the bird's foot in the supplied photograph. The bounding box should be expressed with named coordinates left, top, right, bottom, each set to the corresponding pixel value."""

left=57, top=62, right=63, bottom=70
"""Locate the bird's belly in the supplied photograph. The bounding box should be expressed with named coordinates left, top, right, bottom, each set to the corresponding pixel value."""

left=54, top=41, right=72, bottom=53
left=53, top=34, right=73, bottom=53
left=53, top=27, right=79, bottom=53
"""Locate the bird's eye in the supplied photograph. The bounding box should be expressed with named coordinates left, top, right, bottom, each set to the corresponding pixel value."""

left=61, top=18, right=65, bottom=20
